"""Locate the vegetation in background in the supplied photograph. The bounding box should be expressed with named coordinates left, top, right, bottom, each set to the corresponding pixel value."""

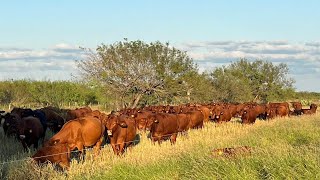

left=77, top=40, right=214, bottom=108
left=208, top=58, right=296, bottom=103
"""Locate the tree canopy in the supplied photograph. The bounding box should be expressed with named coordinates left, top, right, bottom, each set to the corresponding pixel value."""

left=77, top=40, right=209, bottom=108
left=208, top=58, right=295, bottom=102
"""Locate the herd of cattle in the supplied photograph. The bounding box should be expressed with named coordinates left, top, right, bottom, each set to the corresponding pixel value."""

left=0, top=101, right=317, bottom=169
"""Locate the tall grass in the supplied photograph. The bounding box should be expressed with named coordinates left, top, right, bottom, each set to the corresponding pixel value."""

left=1, top=114, right=320, bottom=179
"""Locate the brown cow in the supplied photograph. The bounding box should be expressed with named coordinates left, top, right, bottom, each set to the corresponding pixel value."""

left=241, top=110, right=258, bottom=124
left=266, top=107, right=277, bottom=119
left=302, top=104, right=317, bottom=115
left=41, top=108, right=65, bottom=133
left=44, top=116, right=105, bottom=156
left=66, top=107, right=92, bottom=121
left=180, top=107, right=204, bottom=129
left=291, top=102, right=303, bottom=115
left=211, top=107, right=232, bottom=123
left=268, top=102, right=290, bottom=116
left=105, top=114, right=137, bottom=155
left=198, top=106, right=210, bottom=123
left=147, top=113, right=179, bottom=144
left=32, top=143, right=70, bottom=170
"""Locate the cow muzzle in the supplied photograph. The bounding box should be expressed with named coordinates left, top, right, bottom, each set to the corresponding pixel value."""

left=19, top=135, right=26, bottom=139
left=107, top=130, right=112, bottom=136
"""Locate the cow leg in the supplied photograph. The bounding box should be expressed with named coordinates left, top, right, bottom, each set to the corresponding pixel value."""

left=75, top=142, right=84, bottom=161
left=118, top=143, right=125, bottom=155
left=110, top=140, right=118, bottom=155
left=93, top=136, right=104, bottom=157
left=170, top=133, right=177, bottom=145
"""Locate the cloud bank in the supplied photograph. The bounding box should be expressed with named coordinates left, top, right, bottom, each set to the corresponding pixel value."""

left=0, top=43, right=83, bottom=81
left=0, top=41, right=319, bottom=92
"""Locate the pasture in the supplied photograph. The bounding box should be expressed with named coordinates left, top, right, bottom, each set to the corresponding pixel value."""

left=1, top=112, right=320, bottom=179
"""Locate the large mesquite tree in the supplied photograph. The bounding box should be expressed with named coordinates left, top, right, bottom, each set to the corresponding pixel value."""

left=77, top=40, right=201, bottom=108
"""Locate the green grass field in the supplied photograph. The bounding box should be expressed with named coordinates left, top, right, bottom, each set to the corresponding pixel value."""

left=1, top=113, right=320, bottom=180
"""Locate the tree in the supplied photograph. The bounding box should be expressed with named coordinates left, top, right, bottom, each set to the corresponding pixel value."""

left=209, top=58, right=295, bottom=102
left=77, top=40, right=200, bottom=108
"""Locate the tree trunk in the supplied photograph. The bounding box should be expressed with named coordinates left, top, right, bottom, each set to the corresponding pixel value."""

left=131, top=93, right=142, bottom=109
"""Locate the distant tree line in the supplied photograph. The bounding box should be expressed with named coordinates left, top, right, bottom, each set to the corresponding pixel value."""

left=1, top=40, right=319, bottom=109
left=0, top=80, right=104, bottom=108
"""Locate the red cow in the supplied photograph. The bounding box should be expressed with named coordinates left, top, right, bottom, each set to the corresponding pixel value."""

left=32, top=143, right=70, bottom=170
left=45, top=116, right=105, bottom=156
left=105, top=114, right=137, bottom=155
left=302, top=104, right=317, bottom=115
left=291, top=102, right=303, bottom=115
left=147, top=113, right=179, bottom=145
left=241, top=110, right=258, bottom=124
left=66, top=107, right=92, bottom=121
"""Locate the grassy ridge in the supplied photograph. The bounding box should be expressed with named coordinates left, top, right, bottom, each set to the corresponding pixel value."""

left=1, top=114, right=320, bottom=179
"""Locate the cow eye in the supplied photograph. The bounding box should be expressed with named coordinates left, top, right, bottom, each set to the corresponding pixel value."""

left=29, top=129, right=33, bottom=133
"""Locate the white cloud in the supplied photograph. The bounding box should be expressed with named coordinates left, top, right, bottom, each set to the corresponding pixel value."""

left=0, top=43, right=82, bottom=80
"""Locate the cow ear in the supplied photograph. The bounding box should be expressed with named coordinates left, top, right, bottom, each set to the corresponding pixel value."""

left=154, top=119, right=159, bottom=123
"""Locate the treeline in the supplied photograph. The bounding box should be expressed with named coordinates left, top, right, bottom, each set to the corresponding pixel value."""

left=0, top=80, right=106, bottom=108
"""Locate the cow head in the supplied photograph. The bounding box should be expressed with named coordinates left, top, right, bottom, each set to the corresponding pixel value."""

left=4, top=113, right=21, bottom=136
left=44, top=139, right=61, bottom=147
left=105, top=115, right=128, bottom=136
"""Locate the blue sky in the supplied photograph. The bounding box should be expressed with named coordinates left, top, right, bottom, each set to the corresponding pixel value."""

left=0, top=1, right=320, bottom=91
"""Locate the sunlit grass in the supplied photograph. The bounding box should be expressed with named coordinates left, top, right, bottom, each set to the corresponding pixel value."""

left=1, top=113, right=320, bottom=179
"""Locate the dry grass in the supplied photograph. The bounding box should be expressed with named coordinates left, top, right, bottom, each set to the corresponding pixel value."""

left=1, top=113, right=320, bottom=179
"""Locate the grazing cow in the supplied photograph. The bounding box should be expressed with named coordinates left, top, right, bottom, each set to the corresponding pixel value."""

left=44, top=116, right=105, bottom=156
left=32, top=143, right=70, bottom=170
left=302, top=104, right=317, bottom=115
left=105, top=114, right=137, bottom=155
